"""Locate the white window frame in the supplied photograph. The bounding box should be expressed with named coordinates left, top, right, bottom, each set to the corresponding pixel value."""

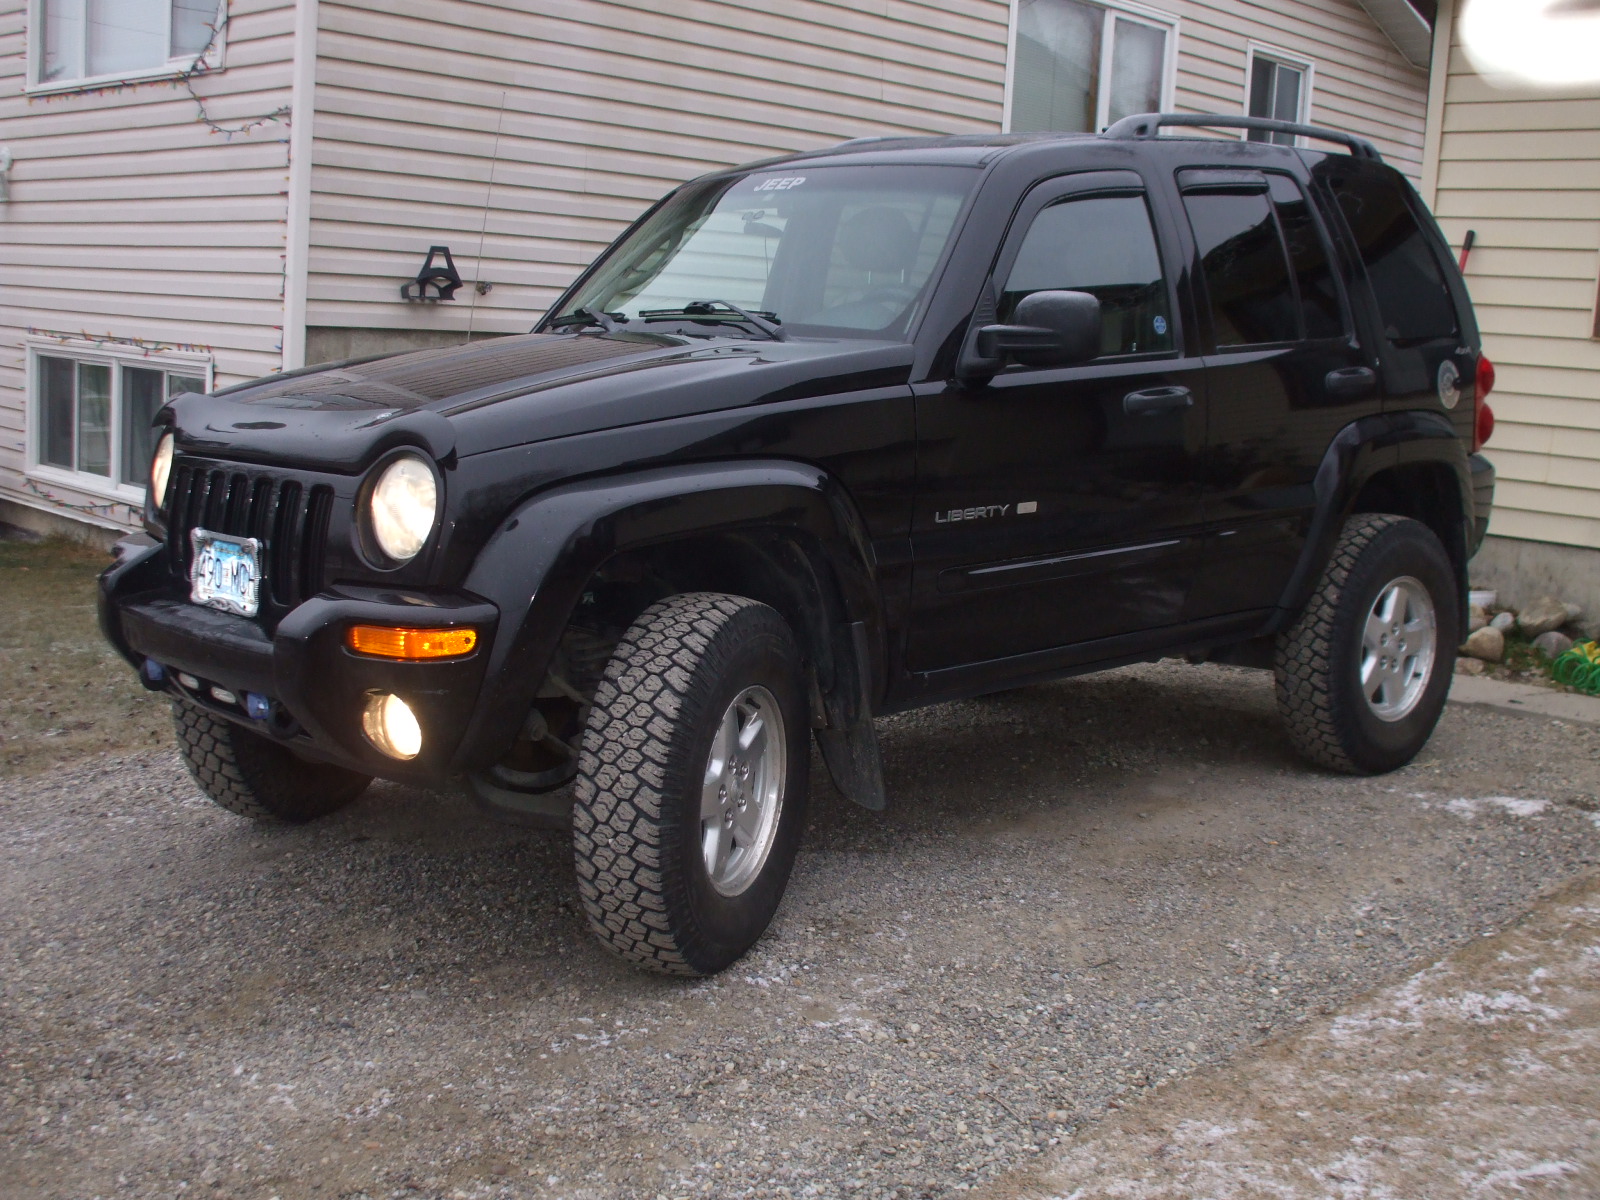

left=1002, top=0, right=1181, bottom=134
left=1244, top=42, right=1316, bottom=145
left=25, top=0, right=226, bottom=96
left=25, top=338, right=213, bottom=504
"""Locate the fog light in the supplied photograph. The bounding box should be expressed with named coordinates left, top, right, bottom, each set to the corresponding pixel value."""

left=362, top=692, right=422, bottom=760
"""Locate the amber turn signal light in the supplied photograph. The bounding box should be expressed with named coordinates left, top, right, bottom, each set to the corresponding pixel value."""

left=345, top=625, right=477, bottom=660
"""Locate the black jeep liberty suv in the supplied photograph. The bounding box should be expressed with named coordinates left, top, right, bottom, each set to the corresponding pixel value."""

left=101, top=114, right=1497, bottom=976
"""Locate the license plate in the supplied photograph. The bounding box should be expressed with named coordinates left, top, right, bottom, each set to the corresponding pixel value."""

left=190, top=529, right=262, bottom=617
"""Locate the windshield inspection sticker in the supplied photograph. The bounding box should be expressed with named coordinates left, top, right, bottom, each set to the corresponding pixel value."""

left=753, top=176, right=806, bottom=192
left=1153, top=315, right=1168, bottom=335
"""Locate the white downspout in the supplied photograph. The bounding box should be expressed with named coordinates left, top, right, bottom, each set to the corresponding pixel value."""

left=282, top=0, right=319, bottom=371
left=1420, top=0, right=1455, bottom=210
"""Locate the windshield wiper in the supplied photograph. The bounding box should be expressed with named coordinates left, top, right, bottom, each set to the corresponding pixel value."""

left=638, top=299, right=789, bottom=342
left=548, top=307, right=627, bottom=333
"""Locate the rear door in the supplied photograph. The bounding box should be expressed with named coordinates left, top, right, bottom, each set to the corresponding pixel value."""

left=1179, top=166, right=1378, bottom=621
left=907, top=169, right=1208, bottom=672
left=1316, top=157, right=1477, bottom=435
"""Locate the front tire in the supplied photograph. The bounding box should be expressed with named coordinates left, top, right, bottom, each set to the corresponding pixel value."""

left=172, top=700, right=372, bottom=823
left=1275, top=514, right=1459, bottom=775
left=573, top=593, right=810, bottom=976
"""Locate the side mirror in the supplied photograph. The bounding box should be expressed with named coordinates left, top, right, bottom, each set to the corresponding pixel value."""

left=961, top=289, right=1102, bottom=379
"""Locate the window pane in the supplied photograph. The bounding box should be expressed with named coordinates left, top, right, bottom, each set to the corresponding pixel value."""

left=41, top=0, right=86, bottom=82
left=122, top=367, right=164, bottom=486
left=1107, top=18, right=1165, bottom=126
left=86, top=0, right=167, bottom=77
left=168, top=373, right=206, bottom=398
left=1268, top=175, right=1344, bottom=339
left=77, top=363, right=112, bottom=477
left=171, top=0, right=218, bottom=57
left=1011, top=0, right=1101, bottom=133
left=1335, top=168, right=1456, bottom=342
left=39, top=356, right=76, bottom=469
left=1248, top=60, right=1302, bottom=146
left=1273, top=65, right=1303, bottom=123
left=1183, top=188, right=1300, bottom=346
left=1002, top=193, right=1173, bottom=356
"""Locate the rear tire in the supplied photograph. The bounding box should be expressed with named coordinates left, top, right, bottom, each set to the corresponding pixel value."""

left=573, top=593, right=810, bottom=977
left=1275, top=514, right=1459, bottom=775
left=172, top=700, right=372, bottom=823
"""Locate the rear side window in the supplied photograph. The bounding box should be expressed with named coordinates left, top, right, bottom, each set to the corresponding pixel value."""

left=1181, top=186, right=1299, bottom=346
left=1332, top=167, right=1456, bottom=343
left=1268, top=175, right=1345, bottom=339
left=1001, top=193, right=1174, bottom=356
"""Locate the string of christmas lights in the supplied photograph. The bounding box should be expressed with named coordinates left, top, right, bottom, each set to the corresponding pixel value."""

left=27, top=328, right=214, bottom=358
left=177, top=8, right=292, bottom=140
left=24, top=478, right=140, bottom=524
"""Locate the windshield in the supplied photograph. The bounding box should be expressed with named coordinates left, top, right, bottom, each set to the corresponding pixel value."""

left=551, top=164, right=977, bottom=339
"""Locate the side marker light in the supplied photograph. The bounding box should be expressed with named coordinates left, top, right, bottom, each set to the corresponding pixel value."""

left=345, top=625, right=477, bottom=660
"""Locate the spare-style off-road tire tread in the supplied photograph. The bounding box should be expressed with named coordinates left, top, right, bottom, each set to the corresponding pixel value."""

left=1275, top=512, right=1451, bottom=775
left=172, top=700, right=371, bottom=824
left=573, top=592, right=787, bottom=976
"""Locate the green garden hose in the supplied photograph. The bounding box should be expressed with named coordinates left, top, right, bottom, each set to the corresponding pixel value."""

left=1552, top=641, right=1600, bottom=695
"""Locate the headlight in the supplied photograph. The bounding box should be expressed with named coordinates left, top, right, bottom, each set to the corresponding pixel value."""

left=150, top=432, right=175, bottom=510
left=368, top=454, right=438, bottom=563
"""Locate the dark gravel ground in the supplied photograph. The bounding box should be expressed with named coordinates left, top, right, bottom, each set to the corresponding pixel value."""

left=4, top=661, right=1599, bottom=1200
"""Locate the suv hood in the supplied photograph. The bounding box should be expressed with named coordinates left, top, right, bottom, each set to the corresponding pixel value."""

left=168, top=332, right=915, bottom=470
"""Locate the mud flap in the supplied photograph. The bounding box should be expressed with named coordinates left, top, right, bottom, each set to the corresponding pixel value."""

left=816, top=621, right=887, bottom=812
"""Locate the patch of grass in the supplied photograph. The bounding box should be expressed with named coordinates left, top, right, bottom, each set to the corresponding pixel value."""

left=0, top=536, right=171, bottom=777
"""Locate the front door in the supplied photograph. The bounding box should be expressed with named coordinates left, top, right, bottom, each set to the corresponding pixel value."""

left=907, top=169, right=1209, bottom=673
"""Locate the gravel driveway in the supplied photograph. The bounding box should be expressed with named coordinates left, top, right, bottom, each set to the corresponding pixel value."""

left=4, top=661, right=1599, bottom=1200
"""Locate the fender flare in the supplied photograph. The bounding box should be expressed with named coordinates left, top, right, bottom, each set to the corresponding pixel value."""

left=1272, top=410, right=1474, bottom=629
left=451, top=459, right=887, bottom=800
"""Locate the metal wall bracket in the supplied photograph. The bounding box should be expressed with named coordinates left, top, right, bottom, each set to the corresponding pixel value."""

left=400, top=245, right=463, bottom=301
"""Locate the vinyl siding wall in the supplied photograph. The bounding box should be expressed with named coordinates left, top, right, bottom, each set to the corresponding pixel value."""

left=0, top=0, right=295, bottom=529
left=1429, top=17, right=1600, bottom=551
left=304, top=0, right=1430, bottom=341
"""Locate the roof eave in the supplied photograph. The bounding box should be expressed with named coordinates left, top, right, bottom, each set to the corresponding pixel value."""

left=1357, top=0, right=1435, bottom=69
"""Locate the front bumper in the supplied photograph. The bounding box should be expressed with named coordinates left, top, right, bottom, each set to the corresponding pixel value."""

left=100, top=537, right=499, bottom=782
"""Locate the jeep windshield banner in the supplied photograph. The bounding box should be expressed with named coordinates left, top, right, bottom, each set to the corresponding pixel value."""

left=556, top=164, right=979, bottom=340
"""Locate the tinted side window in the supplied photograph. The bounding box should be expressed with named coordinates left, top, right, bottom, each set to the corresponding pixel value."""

left=1268, top=174, right=1344, bottom=339
left=1001, top=193, right=1174, bottom=356
left=1333, top=168, right=1456, bottom=343
left=1182, top=188, right=1299, bottom=346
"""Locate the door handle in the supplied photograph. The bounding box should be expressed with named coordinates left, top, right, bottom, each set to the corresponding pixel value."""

left=1324, top=366, right=1376, bottom=399
left=1123, top=385, right=1193, bottom=416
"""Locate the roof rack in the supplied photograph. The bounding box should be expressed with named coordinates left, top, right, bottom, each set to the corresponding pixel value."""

left=1101, top=113, right=1382, bottom=161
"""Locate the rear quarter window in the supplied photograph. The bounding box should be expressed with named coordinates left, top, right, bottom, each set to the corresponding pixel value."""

left=1331, top=167, right=1456, bottom=344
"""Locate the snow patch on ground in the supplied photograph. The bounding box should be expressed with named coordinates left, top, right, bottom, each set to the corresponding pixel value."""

left=1445, top=796, right=1550, bottom=819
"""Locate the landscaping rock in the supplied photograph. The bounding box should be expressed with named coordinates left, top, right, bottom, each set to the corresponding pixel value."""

left=1533, top=631, right=1574, bottom=661
left=1463, top=626, right=1505, bottom=663
left=1454, top=656, right=1487, bottom=676
left=1565, top=602, right=1585, bottom=624
left=1490, top=611, right=1516, bottom=633
left=1468, top=605, right=1488, bottom=634
left=1517, top=595, right=1573, bottom=638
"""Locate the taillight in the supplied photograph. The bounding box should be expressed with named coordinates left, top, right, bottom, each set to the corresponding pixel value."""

left=1473, top=354, right=1496, bottom=453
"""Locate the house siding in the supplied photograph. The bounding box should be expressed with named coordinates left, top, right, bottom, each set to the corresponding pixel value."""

left=304, top=0, right=1430, bottom=343
left=0, top=0, right=296, bottom=528
left=1429, top=15, right=1600, bottom=553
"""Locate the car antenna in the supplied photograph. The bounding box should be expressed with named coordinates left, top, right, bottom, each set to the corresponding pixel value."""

left=466, top=91, right=508, bottom=346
